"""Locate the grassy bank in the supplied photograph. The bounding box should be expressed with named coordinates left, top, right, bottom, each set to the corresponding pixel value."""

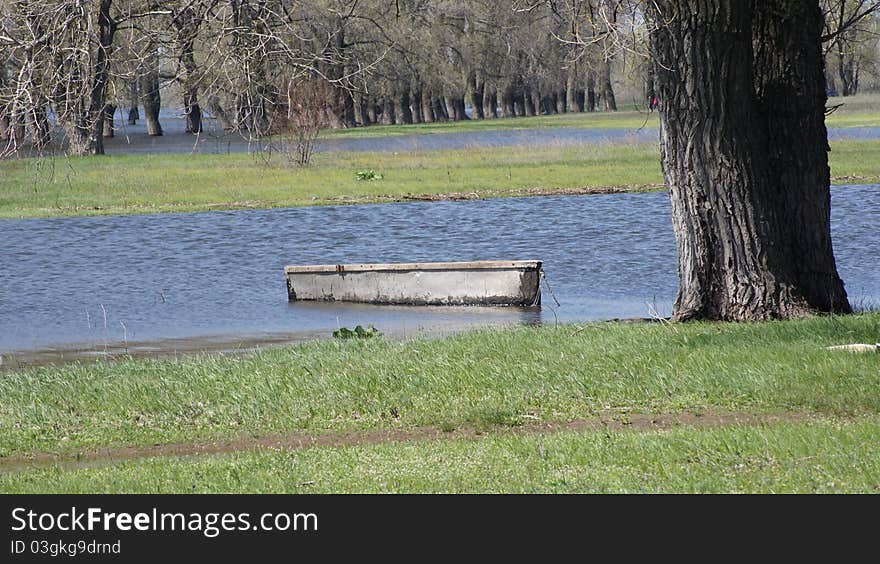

left=1, top=314, right=879, bottom=461
left=2, top=139, right=879, bottom=219
left=3, top=419, right=879, bottom=493
left=3, top=314, right=879, bottom=493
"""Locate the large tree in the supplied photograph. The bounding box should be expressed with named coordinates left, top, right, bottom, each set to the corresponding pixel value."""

left=649, top=0, right=852, bottom=321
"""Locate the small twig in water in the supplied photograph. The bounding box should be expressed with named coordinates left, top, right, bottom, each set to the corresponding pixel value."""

left=542, top=272, right=561, bottom=308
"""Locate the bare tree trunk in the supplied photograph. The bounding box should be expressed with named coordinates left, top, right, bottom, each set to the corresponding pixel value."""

left=835, top=40, right=859, bottom=96
left=586, top=72, right=597, bottom=112
left=523, top=88, right=535, bottom=116
left=140, top=48, right=163, bottom=137
left=650, top=0, right=850, bottom=321
left=433, top=97, right=448, bottom=122
left=394, top=87, right=413, bottom=124
left=85, top=0, right=116, bottom=155
left=566, top=65, right=583, bottom=112
left=127, top=80, right=139, bottom=125
left=531, top=91, right=540, bottom=116
left=209, top=97, right=234, bottom=130
left=381, top=97, right=395, bottom=125
left=469, top=73, right=484, bottom=120
left=0, top=113, right=9, bottom=143
left=6, top=110, right=26, bottom=151
left=181, top=56, right=202, bottom=133
left=449, top=96, right=468, bottom=121
left=366, top=100, right=378, bottom=124
left=599, top=60, right=617, bottom=111
left=102, top=104, right=115, bottom=138
left=175, top=7, right=203, bottom=134
left=501, top=86, right=516, bottom=117
left=483, top=87, right=497, bottom=118
left=420, top=88, right=435, bottom=123
left=0, top=70, right=9, bottom=142
left=411, top=87, right=423, bottom=124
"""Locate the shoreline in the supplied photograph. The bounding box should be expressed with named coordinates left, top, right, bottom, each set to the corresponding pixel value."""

left=2, top=178, right=878, bottom=220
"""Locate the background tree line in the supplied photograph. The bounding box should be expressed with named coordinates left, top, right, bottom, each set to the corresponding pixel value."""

left=1, top=0, right=878, bottom=158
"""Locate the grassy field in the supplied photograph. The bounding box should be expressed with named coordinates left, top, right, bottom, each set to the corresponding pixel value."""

left=2, top=139, right=879, bottom=219
left=1, top=314, right=879, bottom=492
left=3, top=419, right=879, bottom=493
left=318, top=94, right=880, bottom=139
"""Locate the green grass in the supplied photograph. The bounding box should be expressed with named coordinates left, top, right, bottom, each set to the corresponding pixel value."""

left=1, top=139, right=879, bottom=219
left=1, top=314, right=879, bottom=460
left=317, top=94, right=880, bottom=140
left=320, top=108, right=661, bottom=139
left=3, top=419, right=878, bottom=493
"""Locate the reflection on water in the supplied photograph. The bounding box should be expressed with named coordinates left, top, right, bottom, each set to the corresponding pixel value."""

left=1, top=185, right=878, bottom=354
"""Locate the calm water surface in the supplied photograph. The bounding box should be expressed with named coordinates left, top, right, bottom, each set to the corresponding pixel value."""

left=1, top=185, right=878, bottom=354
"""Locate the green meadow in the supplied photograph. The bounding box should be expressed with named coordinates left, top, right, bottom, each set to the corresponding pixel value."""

left=2, top=314, right=879, bottom=493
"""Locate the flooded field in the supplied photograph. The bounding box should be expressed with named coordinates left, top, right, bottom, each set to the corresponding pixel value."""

left=1, top=184, right=878, bottom=363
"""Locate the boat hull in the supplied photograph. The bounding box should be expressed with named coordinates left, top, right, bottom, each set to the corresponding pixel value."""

left=285, top=261, right=542, bottom=306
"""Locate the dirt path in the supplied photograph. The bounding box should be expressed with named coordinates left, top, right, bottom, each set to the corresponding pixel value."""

left=1, top=410, right=814, bottom=473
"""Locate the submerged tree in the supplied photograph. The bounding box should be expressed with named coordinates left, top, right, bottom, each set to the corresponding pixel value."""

left=821, top=0, right=880, bottom=96
left=649, top=1, right=852, bottom=320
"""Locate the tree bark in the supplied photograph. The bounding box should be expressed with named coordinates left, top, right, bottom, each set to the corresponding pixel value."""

left=556, top=90, right=567, bottom=114
left=586, top=73, right=597, bottom=112
left=501, top=86, right=516, bottom=118
left=433, top=97, right=448, bottom=121
left=835, top=40, right=859, bottom=96
left=420, top=88, right=435, bottom=123
left=523, top=89, right=535, bottom=116
left=566, top=65, right=583, bottom=113
left=483, top=87, right=498, bottom=118
left=381, top=97, right=395, bottom=125
left=140, top=49, right=163, bottom=137
left=650, top=0, right=850, bottom=321
left=174, top=6, right=203, bottom=134
left=599, top=60, right=617, bottom=111
left=127, top=80, right=139, bottom=125
left=181, top=52, right=202, bottom=134
left=394, top=88, right=413, bottom=125
left=449, top=96, right=469, bottom=121
left=82, top=0, right=115, bottom=155
left=468, top=73, right=484, bottom=120
left=411, top=87, right=423, bottom=124
left=0, top=113, right=9, bottom=143
left=102, top=104, right=115, bottom=138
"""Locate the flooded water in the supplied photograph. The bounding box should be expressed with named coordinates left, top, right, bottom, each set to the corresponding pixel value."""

left=1, top=185, right=878, bottom=358
left=96, top=117, right=880, bottom=155
left=98, top=117, right=660, bottom=155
